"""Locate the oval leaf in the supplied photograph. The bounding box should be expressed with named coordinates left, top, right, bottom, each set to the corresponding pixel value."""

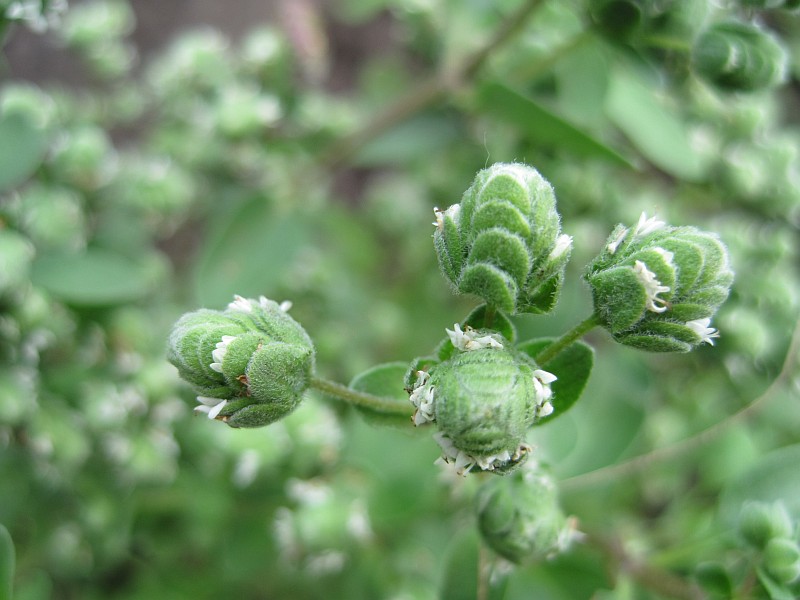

left=0, top=112, right=47, bottom=192
left=516, top=337, right=594, bottom=424
left=349, top=362, right=413, bottom=428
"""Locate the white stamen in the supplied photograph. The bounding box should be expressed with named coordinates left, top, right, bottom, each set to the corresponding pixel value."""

left=228, top=295, right=253, bottom=312
left=549, top=234, right=573, bottom=260
left=687, top=318, right=720, bottom=345
left=446, top=323, right=503, bottom=352
left=433, top=432, right=530, bottom=476
left=607, top=228, right=628, bottom=254
left=633, top=260, right=670, bottom=313
left=532, top=369, right=557, bottom=417
left=433, top=207, right=443, bottom=229
left=409, top=370, right=435, bottom=426
left=634, top=212, right=666, bottom=239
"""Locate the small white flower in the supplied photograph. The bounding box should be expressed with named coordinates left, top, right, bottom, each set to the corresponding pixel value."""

left=531, top=369, right=557, bottom=414
left=446, top=323, right=503, bottom=352
left=549, top=234, right=573, bottom=260
left=433, top=432, right=530, bottom=476
left=279, top=300, right=292, bottom=312
left=607, top=228, right=628, bottom=254
left=210, top=335, right=236, bottom=372
left=687, top=318, right=720, bottom=345
left=228, top=294, right=253, bottom=312
left=633, top=260, right=670, bottom=313
left=409, top=370, right=435, bottom=426
left=433, top=206, right=443, bottom=229
left=194, top=396, right=228, bottom=419
left=633, top=212, right=666, bottom=239
left=433, top=204, right=461, bottom=231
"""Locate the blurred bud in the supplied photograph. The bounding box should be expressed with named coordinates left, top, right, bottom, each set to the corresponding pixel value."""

left=434, top=163, right=571, bottom=315
left=0, top=83, right=57, bottom=130
left=586, top=213, right=733, bottom=352
left=407, top=325, right=555, bottom=475
left=738, top=500, right=794, bottom=549
left=60, top=0, right=135, bottom=48
left=51, top=125, right=115, bottom=188
left=167, top=295, right=315, bottom=428
left=0, top=229, right=35, bottom=296
left=213, top=84, right=282, bottom=138
left=18, top=183, right=86, bottom=251
left=692, top=20, right=787, bottom=92
left=147, top=29, right=232, bottom=94
left=764, top=538, right=800, bottom=584
left=476, top=464, right=576, bottom=563
left=109, top=155, right=194, bottom=218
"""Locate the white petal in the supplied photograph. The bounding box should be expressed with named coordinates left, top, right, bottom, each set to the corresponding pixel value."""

left=197, top=395, right=224, bottom=406
left=208, top=400, right=228, bottom=420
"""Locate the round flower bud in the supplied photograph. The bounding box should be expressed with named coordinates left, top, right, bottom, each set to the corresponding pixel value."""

left=476, top=465, right=576, bottom=563
left=586, top=213, right=734, bottom=352
left=692, top=20, right=787, bottom=92
left=434, top=163, right=572, bottom=315
left=167, top=295, right=315, bottom=427
left=764, top=538, right=800, bottom=584
left=738, top=500, right=794, bottom=550
left=407, top=325, right=556, bottom=475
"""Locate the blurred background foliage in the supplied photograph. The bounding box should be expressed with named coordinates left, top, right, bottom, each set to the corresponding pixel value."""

left=0, top=0, right=799, bottom=598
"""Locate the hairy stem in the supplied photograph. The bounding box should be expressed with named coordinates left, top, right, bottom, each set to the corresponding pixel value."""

left=534, top=314, right=600, bottom=365
left=310, top=376, right=412, bottom=416
left=562, top=318, right=800, bottom=490
left=321, top=0, right=547, bottom=168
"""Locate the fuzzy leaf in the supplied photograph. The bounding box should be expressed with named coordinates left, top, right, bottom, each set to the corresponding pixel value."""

left=459, top=261, right=518, bottom=313
left=349, top=362, right=413, bottom=428
left=516, top=338, right=594, bottom=423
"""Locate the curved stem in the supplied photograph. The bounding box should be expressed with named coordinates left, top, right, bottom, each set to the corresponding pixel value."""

left=309, top=376, right=412, bottom=417
left=534, top=314, right=600, bottom=365
left=561, top=318, right=800, bottom=490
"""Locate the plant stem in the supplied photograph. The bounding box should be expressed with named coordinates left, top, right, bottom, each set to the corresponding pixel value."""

left=320, top=0, right=547, bottom=168
left=309, top=376, right=412, bottom=416
left=561, top=318, right=800, bottom=490
left=534, top=314, right=600, bottom=365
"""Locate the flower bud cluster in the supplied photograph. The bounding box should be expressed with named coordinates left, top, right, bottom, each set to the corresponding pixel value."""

left=692, top=20, right=787, bottom=92
left=433, top=163, right=572, bottom=315
left=407, top=325, right=556, bottom=476
left=476, top=464, right=577, bottom=563
left=738, top=501, right=800, bottom=584
left=167, top=295, right=315, bottom=428
left=586, top=213, right=734, bottom=352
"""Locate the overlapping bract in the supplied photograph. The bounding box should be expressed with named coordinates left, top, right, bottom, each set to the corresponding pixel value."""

left=693, top=20, right=787, bottom=92
left=167, top=296, right=314, bottom=427
left=476, top=466, right=574, bottom=563
left=586, top=217, right=734, bottom=352
left=434, top=163, right=571, bottom=315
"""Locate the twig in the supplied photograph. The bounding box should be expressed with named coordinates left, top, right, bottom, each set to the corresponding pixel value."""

left=562, top=318, right=800, bottom=490
left=309, top=376, right=412, bottom=416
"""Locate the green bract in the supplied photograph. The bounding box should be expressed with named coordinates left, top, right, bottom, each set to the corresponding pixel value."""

left=406, top=325, right=556, bottom=475
left=433, top=163, right=572, bottom=315
left=167, top=295, right=315, bottom=427
left=586, top=214, right=734, bottom=352
left=738, top=500, right=795, bottom=550
left=476, top=465, right=574, bottom=563
left=692, top=20, right=787, bottom=92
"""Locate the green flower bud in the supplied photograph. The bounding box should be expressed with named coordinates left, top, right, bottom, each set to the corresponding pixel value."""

left=589, top=0, right=645, bottom=41
left=434, top=163, right=572, bottom=315
left=476, top=465, right=577, bottom=563
left=738, top=500, right=794, bottom=549
left=407, top=325, right=556, bottom=475
left=764, top=538, right=800, bottom=584
left=692, top=20, right=787, bottom=92
left=167, top=295, right=315, bottom=428
left=586, top=213, right=734, bottom=352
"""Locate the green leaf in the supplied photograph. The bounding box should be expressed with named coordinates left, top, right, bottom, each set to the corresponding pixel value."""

left=606, top=65, right=710, bottom=181
left=0, top=112, right=47, bottom=192
left=516, top=338, right=594, bottom=423
left=194, top=198, right=310, bottom=307
left=30, top=248, right=157, bottom=306
left=349, top=362, right=412, bottom=428
left=439, top=530, right=509, bottom=600
left=0, top=524, right=13, bottom=600
left=477, top=82, right=634, bottom=168
left=756, top=566, right=796, bottom=600
left=719, top=444, right=800, bottom=528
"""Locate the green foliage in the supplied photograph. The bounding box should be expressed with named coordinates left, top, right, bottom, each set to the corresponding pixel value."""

left=1, top=0, right=798, bottom=598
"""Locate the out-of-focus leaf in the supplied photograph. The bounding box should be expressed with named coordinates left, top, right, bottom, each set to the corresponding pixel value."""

left=354, top=112, right=461, bottom=166
left=719, top=444, right=800, bottom=527
left=756, top=566, right=796, bottom=600
left=477, top=82, right=634, bottom=168
left=31, top=248, right=156, bottom=306
left=517, top=338, right=594, bottom=424
left=606, top=65, right=710, bottom=181
left=0, top=523, right=13, bottom=600
left=194, top=197, right=310, bottom=307
left=555, top=38, right=610, bottom=128
left=0, top=112, right=47, bottom=192
left=349, top=362, right=413, bottom=427
left=440, top=530, right=509, bottom=600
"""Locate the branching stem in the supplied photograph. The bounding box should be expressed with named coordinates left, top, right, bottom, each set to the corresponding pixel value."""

left=309, top=376, right=412, bottom=416
left=534, top=314, right=601, bottom=365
